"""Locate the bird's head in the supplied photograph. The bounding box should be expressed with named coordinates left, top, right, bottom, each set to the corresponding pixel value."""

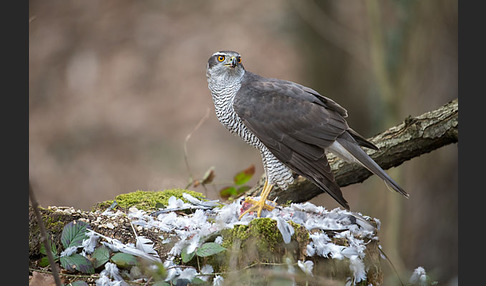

left=206, top=51, right=245, bottom=82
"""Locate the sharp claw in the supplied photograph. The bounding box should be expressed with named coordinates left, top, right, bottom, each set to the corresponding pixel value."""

left=238, top=196, right=275, bottom=219
left=238, top=181, right=275, bottom=220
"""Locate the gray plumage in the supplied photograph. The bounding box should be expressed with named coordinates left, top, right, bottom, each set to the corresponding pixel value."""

left=206, top=51, right=408, bottom=210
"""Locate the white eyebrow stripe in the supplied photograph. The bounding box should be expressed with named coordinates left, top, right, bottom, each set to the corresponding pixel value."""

left=211, top=51, right=240, bottom=58
left=212, top=52, right=225, bottom=57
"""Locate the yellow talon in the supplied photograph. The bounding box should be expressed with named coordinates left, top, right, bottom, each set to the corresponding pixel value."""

left=239, top=181, right=275, bottom=219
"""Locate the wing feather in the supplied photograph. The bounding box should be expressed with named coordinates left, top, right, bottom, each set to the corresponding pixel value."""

left=233, top=72, right=350, bottom=208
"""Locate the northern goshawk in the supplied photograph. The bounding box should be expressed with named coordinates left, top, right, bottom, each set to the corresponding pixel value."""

left=206, top=50, right=408, bottom=218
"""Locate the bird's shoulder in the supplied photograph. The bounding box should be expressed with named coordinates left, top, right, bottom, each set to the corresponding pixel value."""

left=236, top=71, right=348, bottom=118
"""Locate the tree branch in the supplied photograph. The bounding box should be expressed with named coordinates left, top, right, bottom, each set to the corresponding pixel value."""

left=247, top=98, right=458, bottom=203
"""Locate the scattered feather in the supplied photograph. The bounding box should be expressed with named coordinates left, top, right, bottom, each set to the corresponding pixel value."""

left=276, top=216, right=294, bottom=244
left=297, top=260, right=314, bottom=276
left=185, top=234, right=200, bottom=254
left=90, top=193, right=382, bottom=285
left=349, top=255, right=366, bottom=283
left=160, top=236, right=171, bottom=244
left=95, top=262, right=128, bottom=286
left=409, top=266, right=428, bottom=286
left=214, top=200, right=241, bottom=225
left=213, top=275, right=224, bottom=286
left=201, top=264, right=214, bottom=275
left=95, top=275, right=113, bottom=286
left=196, top=264, right=215, bottom=282
left=178, top=267, right=198, bottom=281
left=214, top=236, right=223, bottom=245
left=103, top=262, right=123, bottom=281
left=89, top=230, right=161, bottom=263
left=81, top=231, right=99, bottom=254
left=60, top=246, right=78, bottom=257
left=135, top=236, right=160, bottom=258
left=167, top=196, right=185, bottom=209
left=182, top=193, right=220, bottom=208
left=164, top=259, right=179, bottom=282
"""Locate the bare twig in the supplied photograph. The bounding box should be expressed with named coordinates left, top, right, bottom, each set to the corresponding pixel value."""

left=29, top=181, right=62, bottom=286
left=29, top=268, right=97, bottom=279
left=379, top=247, right=405, bottom=286
left=183, top=108, right=210, bottom=189
left=143, top=276, right=153, bottom=286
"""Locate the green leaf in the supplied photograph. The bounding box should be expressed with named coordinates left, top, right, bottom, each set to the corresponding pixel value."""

left=39, top=237, right=60, bottom=267
left=61, top=221, right=89, bottom=249
left=219, top=186, right=237, bottom=200
left=181, top=246, right=196, bottom=263
left=233, top=165, right=255, bottom=185
left=191, top=277, right=207, bottom=284
left=60, top=254, right=94, bottom=274
left=155, top=202, right=166, bottom=209
left=195, top=242, right=226, bottom=257
left=111, top=253, right=138, bottom=268
left=38, top=256, right=50, bottom=267
left=91, top=245, right=110, bottom=269
left=38, top=252, right=60, bottom=267
left=39, top=238, right=57, bottom=256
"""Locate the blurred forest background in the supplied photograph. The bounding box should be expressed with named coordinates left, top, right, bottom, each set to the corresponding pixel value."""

left=29, top=0, right=457, bottom=284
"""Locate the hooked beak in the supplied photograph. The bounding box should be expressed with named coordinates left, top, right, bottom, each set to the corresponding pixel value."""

left=226, top=56, right=238, bottom=68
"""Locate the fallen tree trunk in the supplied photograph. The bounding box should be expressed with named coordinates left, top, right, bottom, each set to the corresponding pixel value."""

left=247, top=98, right=458, bottom=203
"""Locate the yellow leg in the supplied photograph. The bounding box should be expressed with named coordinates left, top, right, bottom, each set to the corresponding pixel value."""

left=239, top=180, right=275, bottom=219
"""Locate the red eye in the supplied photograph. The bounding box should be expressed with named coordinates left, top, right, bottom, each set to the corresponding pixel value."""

left=217, top=56, right=225, bottom=62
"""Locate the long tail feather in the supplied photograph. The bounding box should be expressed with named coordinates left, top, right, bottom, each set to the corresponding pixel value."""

left=335, top=132, right=409, bottom=198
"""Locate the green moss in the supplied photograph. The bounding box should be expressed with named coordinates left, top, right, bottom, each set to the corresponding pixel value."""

left=93, top=189, right=207, bottom=211
left=44, top=215, right=66, bottom=233
left=250, top=218, right=282, bottom=253
left=222, top=218, right=279, bottom=252
left=29, top=206, right=74, bottom=258
left=221, top=218, right=310, bottom=270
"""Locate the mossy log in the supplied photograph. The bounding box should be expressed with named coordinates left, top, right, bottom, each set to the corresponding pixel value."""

left=29, top=189, right=385, bottom=285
